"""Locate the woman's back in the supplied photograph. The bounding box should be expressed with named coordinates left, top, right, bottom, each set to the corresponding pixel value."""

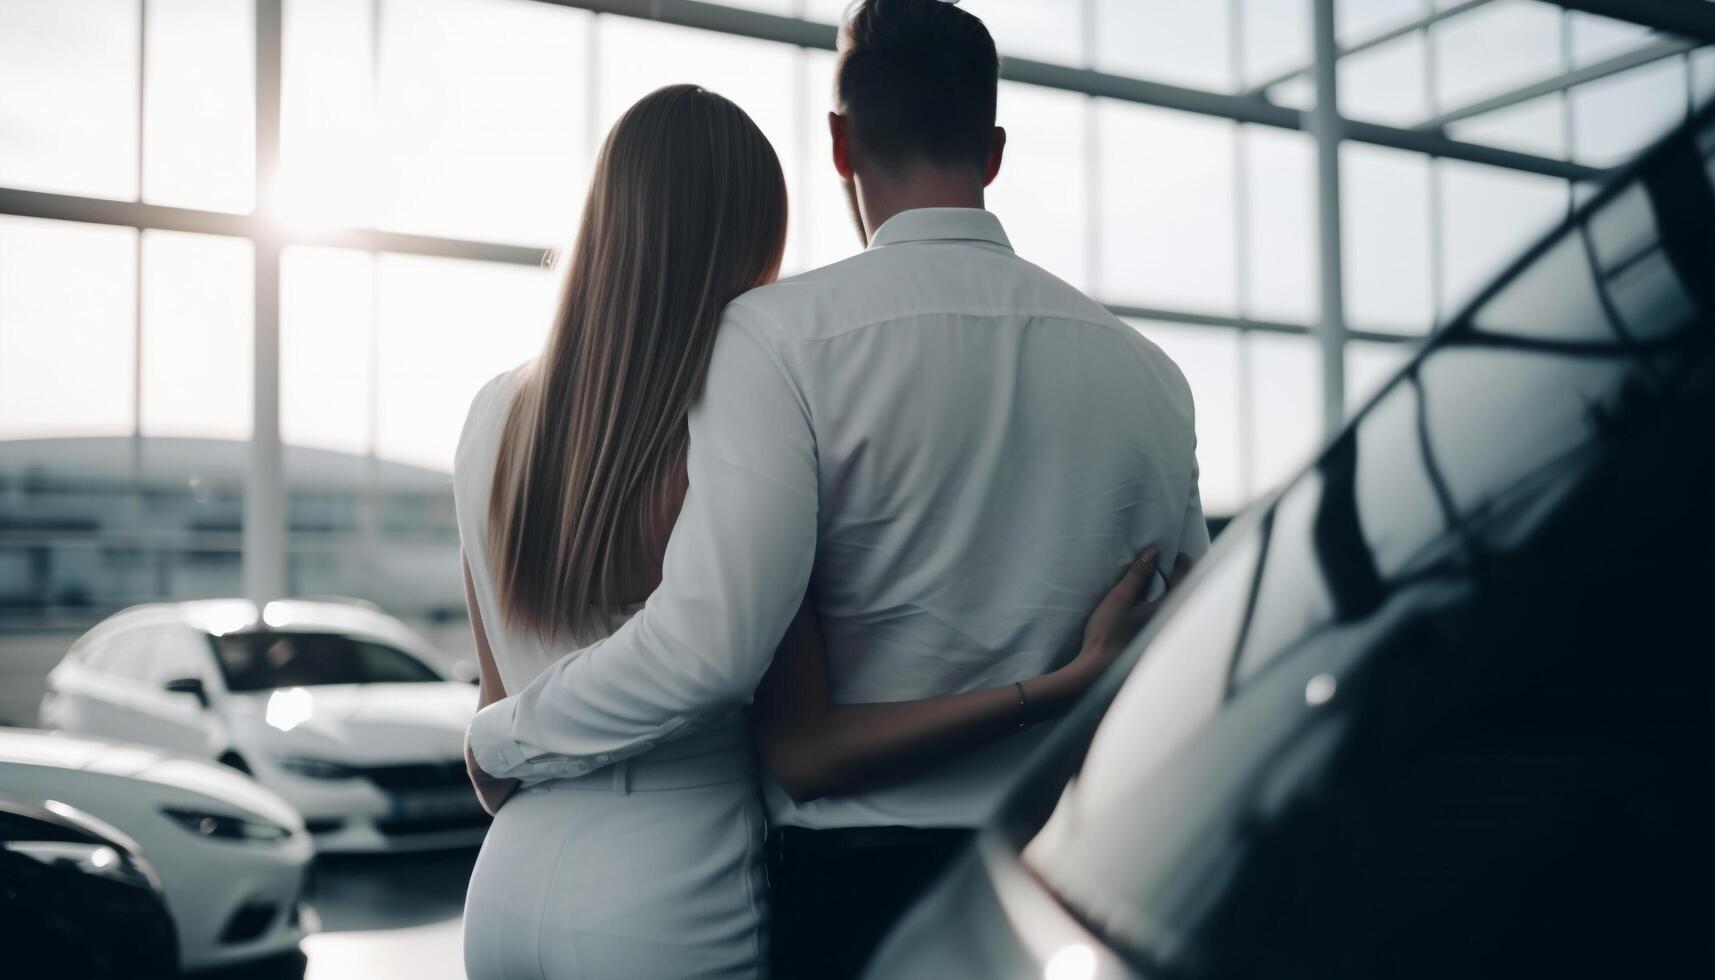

left=456, top=366, right=766, bottom=980
left=456, top=368, right=608, bottom=691
left=455, top=82, right=786, bottom=980
left=457, top=367, right=690, bottom=686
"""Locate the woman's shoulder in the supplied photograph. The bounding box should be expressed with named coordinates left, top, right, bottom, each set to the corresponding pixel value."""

left=454, top=362, right=535, bottom=482
left=478, top=361, right=534, bottom=410
left=461, top=362, right=534, bottom=439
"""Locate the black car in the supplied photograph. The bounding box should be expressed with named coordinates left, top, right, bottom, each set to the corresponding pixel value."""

left=866, top=101, right=1715, bottom=980
left=0, top=793, right=179, bottom=979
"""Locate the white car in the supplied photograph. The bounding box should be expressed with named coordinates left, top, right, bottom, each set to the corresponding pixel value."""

left=0, top=728, right=313, bottom=974
left=41, top=598, right=488, bottom=853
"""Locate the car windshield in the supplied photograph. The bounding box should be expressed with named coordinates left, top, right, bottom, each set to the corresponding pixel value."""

left=212, top=631, right=442, bottom=691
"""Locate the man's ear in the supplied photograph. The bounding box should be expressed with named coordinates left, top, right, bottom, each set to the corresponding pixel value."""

left=983, top=126, right=1007, bottom=187
left=829, top=112, right=855, bottom=180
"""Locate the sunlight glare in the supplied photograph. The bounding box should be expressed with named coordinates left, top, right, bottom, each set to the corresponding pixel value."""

left=1044, top=943, right=1097, bottom=980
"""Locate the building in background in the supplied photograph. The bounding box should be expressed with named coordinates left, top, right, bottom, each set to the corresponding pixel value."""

left=2, top=0, right=1709, bottom=637
left=0, top=438, right=461, bottom=620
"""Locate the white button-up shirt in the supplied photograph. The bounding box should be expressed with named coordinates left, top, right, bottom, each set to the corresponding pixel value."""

left=468, top=207, right=1208, bottom=829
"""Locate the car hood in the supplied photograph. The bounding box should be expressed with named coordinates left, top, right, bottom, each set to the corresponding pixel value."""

left=227, top=682, right=478, bottom=763
left=0, top=729, right=302, bottom=830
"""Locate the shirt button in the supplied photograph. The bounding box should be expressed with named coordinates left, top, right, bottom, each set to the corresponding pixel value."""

left=596, top=753, right=611, bottom=763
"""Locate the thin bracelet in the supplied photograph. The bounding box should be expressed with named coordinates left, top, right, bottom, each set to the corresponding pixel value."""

left=1014, top=681, right=1030, bottom=730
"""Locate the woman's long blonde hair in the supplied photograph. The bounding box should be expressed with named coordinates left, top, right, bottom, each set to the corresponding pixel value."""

left=489, top=85, right=788, bottom=638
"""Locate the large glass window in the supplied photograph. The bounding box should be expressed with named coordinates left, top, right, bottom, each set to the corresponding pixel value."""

left=2, top=0, right=1698, bottom=621
left=0, top=217, right=137, bottom=439
left=1241, top=0, right=1310, bottom=89
left=139, top=231, right=253, bottom=440
left=282, top=0, right=595, bottom=242
left=596, top=17, right=801, bottom=264
left=1132, top=322, right=1245, bottom=516
left=1342, top=142, right=1434, bottom=333
left=989, top=82, right=1090, bottom=290
left=1569, top=11, right=1655, bottom=67
left=980, top=0, right=1085, bottom=68
left=1336, top=0, right=1420, bottom=46
left=1447, top=94, right=1567, bottom=160
left=595, top=18, right=798, bottom=181
left=374, top=0, right=591, bottom=245
left=279, top=0, right=378, bottom=229
left=281, top=246, right=374, bottom=456
left=1244, top=127, right=1318, bottom=324
left=1338, top=32, right=1429, bottom=126
left=1431, top=0, right=1561, bottom=113
left=800, top=48, right=863, bottom=273
left=713, top=0, right=795, bottom=14
left=1097, top=100, right=1236, bottom=315
left=1097, top=0, right=1233, bottom=92
left=0, top=0, right=140, bottom=200
left=1246, top=332, right=1320, bottom=494
left=143, top=0, right=254, bottom=213
left=374, top=254, right=554, bottom=471
left=802, top=0, right=854, bottom=25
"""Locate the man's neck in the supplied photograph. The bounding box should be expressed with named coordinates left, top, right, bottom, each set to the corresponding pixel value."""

left=854, top=167, right=986, bottom=243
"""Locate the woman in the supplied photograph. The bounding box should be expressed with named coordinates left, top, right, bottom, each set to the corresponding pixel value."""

left=455, top=85, right=1187, bottom=979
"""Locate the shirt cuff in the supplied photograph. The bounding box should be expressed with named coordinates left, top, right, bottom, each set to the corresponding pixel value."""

left=467, top=697, right=529, bottom=780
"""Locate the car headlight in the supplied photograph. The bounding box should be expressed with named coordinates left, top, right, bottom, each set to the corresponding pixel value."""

left=276, top=756, right=359, bottom=780
left=3, top=840, right=161, bottom=891
left=161, top=807, right=291, bottom=843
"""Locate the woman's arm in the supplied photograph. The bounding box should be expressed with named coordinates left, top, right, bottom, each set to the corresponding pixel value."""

left=462, top=550, right=520, bottom=815
left=751, top=547, right=1191, bottom=803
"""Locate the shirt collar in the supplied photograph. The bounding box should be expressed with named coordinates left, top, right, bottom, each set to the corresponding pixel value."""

left=867, top=208, right=1014, bottom=252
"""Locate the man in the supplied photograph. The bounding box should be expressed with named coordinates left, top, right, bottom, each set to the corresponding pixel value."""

left=467, top=0, right=1208, bottom=975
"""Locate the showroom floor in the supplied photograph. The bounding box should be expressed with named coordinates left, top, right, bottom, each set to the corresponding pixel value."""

left=303, top=849, right=474, bottom=980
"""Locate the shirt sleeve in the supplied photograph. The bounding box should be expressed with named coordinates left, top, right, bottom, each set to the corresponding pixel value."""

left=467, top=303, right=818, bottom=781
left=1176, top=460, right=1213, bottom=563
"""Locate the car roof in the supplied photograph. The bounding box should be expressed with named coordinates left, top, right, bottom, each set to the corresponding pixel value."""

left=96, top=597, right=428, bottom=650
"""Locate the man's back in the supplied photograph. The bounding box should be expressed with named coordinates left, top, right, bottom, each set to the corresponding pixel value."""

left=738, top=208, right=1208, bottom=828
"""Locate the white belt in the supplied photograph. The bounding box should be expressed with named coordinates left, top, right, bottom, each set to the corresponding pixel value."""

left=532, top=745, right=755, bottom=796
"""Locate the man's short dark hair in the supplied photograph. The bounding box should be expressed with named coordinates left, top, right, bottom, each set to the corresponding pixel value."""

left=835, top=0, right=1000, bottom=174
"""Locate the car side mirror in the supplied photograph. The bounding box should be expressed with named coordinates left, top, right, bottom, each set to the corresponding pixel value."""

left=163, top=677, right=210, bottom=708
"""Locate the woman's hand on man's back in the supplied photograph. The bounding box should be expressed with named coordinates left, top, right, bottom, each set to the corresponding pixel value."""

left=1066, top=547, right=1195, bottom=687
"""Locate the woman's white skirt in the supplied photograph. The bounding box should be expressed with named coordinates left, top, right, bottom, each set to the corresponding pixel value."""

left=463, top=725, right=767, bottom=980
